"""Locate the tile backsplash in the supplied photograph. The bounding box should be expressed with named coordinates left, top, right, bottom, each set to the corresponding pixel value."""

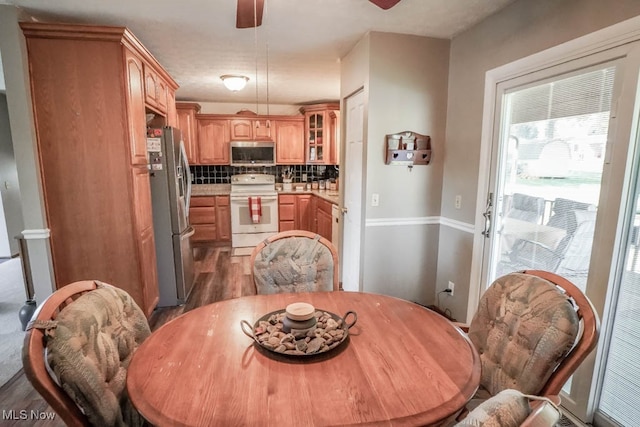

left=190, top=165, right=339, bottom=185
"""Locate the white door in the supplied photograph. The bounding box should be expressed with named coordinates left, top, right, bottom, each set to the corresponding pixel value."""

left=341, top=89, right=365, bottom=291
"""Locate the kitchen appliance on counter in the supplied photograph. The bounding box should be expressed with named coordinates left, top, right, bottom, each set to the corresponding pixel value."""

left=230, top=141, right=276, bottom=167
left=147, top=126, right=195, bottom=306
left=230, top=174, right=278, bottom=249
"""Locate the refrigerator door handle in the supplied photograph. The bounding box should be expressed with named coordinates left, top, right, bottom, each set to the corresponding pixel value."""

left=179, top=141, right=192, bottom=213
left=183, top=226, right=195, bottom=238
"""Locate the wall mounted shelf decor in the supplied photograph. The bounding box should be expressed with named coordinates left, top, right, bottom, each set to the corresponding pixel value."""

left=385, top=131, right=431, bottom=166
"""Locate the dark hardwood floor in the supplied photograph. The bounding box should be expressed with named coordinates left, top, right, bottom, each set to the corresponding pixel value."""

left=0, top=245, right=253, bottom=426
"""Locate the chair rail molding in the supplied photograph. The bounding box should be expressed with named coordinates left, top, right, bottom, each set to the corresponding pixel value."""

left=365, top=216, right=474, bottom=233
left=21, top=228, right=51, bottom=239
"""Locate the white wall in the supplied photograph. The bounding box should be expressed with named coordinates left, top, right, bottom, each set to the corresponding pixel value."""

left=0, top=51, right=5, bottom=92
left=437, top=0, right=640, bottom=321
left=341, top=32, right=450, bottom=306
left=0, top=6, right=56, bottom=301
left=0, top=94, right=23, bottom=257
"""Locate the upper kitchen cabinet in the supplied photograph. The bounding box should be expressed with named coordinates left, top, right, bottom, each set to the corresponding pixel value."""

left=176, top=102, right=201, bottom=164
left=329, top=110, right=341, bottom=165
left=143, top=61, right=177, bottom=118
left=300, top=103, right=340, bottom=164
left=275, top=118, right=305, bottom=164
left=20, top=22, right=179, bottom=317
left=166, top=90, right=177, bottom=128
left=197, top=115, right=230, bottom=164
left=230, top=117, right=274, bottom=141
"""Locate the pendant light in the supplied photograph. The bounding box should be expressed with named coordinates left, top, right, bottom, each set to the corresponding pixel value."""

left=253, top=0, right=271, bottom=132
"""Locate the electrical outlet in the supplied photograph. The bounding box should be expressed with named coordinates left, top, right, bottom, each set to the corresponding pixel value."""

left=447, top=281, right=455, bottom=296
left=455, top=195, right=462, bottom=209
left=372, top=193, right=380, bottom=206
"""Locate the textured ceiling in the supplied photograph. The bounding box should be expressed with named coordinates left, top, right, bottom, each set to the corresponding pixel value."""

left=4, top=0, right=515, bottom=106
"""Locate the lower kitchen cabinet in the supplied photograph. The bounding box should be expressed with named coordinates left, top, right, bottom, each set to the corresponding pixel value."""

left=190, top=195, right=231, bottom=242
left=296, top=195, right=313, bottom=231
left=215, top=196, right=231, bottom=241
left=279, top=194, right=315, bottom=232
left=279, top=193, right=335, bottom=238
left=278, top=194, right=296, bottom=231
left=316, top=198, right=333, bottom=241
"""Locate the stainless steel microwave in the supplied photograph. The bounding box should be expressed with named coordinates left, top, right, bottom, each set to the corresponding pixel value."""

left=230, top=141, right=276, bottom=167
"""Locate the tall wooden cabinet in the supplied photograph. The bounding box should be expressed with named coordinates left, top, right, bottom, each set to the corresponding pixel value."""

left=21, top=22, right=179, bottom=317
left=300, top=103, right=340, bottom=164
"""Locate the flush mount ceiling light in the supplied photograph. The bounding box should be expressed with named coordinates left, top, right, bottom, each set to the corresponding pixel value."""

left=221, top=75, right=249, bottom=92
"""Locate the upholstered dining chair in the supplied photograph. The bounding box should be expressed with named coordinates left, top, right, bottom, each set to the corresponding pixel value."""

left=250, top=229, right=340, bottom=294
left=459, top=270, right=599, bottom=412
left=22, top=280, right=150, bottom=427
left=455, top=389, right=562, bottom=427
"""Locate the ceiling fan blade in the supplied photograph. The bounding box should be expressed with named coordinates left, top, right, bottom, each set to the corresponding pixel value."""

left=369, top=0, right=401, bottom=10
left=236, top=0, right=264, bottom=28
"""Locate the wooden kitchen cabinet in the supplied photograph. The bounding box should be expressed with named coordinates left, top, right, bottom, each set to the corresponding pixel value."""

left=176, top=102, right=201, bottom=164
left=190, top=196, right=217, bottom=242
left=197, top=116, right=230, bottom=165
left=143, top=63, right=170, bottom=114
left=190, top=195, right=231, bottom=242
left=279, top=194, right=314, bottom=232
left=125, top=51, right=149, bottom=167
left=316, top=198, right=334, bottom=241
left=21, top=22, right=179, bottom=317
left=230, top=118, right=274, bottom=141
left=329, top=110, right=341, bottom=165
left=166, top=90, right=177, bottom=128
left=192, top=113, right=305, bottom=165
left=300, top=103, right=340, bottom=164
left=278, top=194, right=296, bottom=231
left=215, top=196, right=232, bottom=241
left=296, top=195, right=313, bottom=231
left=275, top=118, right=305, bottom=164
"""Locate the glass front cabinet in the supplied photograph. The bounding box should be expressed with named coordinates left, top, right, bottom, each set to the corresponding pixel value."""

left=300, top=103, right=340, bottom=164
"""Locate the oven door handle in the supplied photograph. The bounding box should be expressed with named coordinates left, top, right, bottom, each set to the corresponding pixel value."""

left=230, top=195, right=278, bottom=202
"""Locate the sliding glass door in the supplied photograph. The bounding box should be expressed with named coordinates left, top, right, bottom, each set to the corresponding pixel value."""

left=595, top=113, right=640, bottom=426
left=487, top=65, right=614, bottom=292
left=477, top=39, right=640, bottom=424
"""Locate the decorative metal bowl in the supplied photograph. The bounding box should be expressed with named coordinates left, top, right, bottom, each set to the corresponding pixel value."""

left=241, top=308, right=357, bottom=358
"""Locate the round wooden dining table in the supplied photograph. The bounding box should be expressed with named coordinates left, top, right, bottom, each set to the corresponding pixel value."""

left=127, top=292, right=481, bottom=426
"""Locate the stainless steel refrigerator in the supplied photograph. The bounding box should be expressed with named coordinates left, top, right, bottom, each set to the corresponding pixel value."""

left=147, top=126, right=195, bottom=307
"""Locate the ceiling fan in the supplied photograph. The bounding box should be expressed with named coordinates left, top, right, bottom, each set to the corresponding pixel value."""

left=369, top=0, right=402, bottom=10
left=236, top=0, right=401, bottom=29
left=236, top=0, right=264, bottom=29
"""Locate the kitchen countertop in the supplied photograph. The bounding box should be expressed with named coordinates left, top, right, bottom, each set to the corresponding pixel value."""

left=278, top=189, right=339, bottom=205
left=190, top=184, right=231, bottom=196
left=191, top=184, right=339, bottom=205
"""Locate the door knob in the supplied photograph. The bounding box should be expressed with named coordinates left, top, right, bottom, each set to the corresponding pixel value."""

left=341, top=207, right=348, bottom=214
